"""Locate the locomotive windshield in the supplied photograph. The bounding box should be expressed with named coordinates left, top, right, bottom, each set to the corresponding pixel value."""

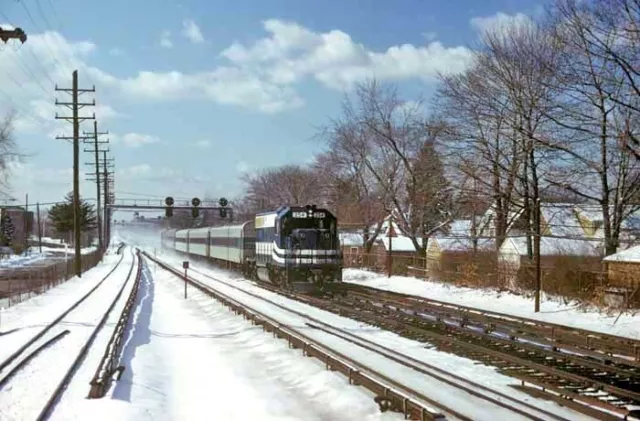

left=280, top=210, right=337, bottom=250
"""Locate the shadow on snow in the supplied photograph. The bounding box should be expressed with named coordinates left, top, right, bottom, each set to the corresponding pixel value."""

left=112, top=260, right=154, bottom=402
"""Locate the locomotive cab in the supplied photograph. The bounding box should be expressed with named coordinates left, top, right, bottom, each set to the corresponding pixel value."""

left=262, top=205, right=343, bottom=293
left=282, top=206, right=337, bottom=251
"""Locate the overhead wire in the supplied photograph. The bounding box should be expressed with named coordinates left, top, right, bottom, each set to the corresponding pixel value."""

left=36, top=0, right=98, bottom=91
left=0, top=6, right=56, bottom=103
left=18, top=0, right=72, bottom=80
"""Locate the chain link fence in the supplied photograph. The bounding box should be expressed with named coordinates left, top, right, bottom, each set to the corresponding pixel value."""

left=0, top=249, right=105, bottom=308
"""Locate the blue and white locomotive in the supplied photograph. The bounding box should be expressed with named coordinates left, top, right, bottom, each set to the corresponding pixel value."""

left=160, top=205, right=343, bottom=293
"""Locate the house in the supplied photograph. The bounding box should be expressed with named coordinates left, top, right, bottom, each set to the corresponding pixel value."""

left=0, top=207, right=34, bottom=250
left=498, top=236, right=603, bottom=289
left=602, top=245, right=640, bottom=305
left=338, top=214, right=425, bottom=274
left=426, top=236, right=496, bottom=283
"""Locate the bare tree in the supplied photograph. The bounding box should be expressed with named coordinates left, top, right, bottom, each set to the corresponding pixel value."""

left=541, top=0, right=640, bottom=255
left=314, top=113, right=387, bottom=253
left=241, top=165, right=321, bottom=211
left=323, top=79, right=451, bottom=255
left=0, top=110, right=22, bottom=197
left=436, top=56, right=524, bottom=250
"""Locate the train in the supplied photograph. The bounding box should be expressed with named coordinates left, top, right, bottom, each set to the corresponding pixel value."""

left=160, top=205, right=343, bottom=294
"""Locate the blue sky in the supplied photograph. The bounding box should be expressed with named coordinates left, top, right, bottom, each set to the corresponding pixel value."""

left=0, top=0, right=542, bottom=219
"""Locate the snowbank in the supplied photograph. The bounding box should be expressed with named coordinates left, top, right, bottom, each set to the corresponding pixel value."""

left=343, top=268, right=640, bottom=339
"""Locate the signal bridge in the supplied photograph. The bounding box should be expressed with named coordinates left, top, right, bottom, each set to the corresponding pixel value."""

left=107, top=197, right=232, bottom=219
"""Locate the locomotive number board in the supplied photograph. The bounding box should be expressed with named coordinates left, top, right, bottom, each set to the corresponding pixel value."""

left=292, top=211, right=326, bottom=218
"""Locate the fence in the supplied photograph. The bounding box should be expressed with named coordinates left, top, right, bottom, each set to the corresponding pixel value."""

left=0, top=249, right=105, bottom=308
left=342, top=249, right=640, bottom=308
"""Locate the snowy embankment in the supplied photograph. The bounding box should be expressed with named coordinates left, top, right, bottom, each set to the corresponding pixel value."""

left=0, top=249, right=133, bottom=421
left=150, top=251, right=590, bottom=421
left=0, top=246, right=98, bottom=269
left=0, top=251, right=121, bottom=359
left=51, top=258, right=398, bottom=421
left=343, top=268, right=640, bottom=340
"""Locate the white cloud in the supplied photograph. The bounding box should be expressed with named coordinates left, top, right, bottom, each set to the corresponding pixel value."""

left=470, top=12, right=533, bottom=35
left=108, top=48, right=123, bottom=56
left=236, top=161, right=250, bottom=173
left=160, top=31, right=173, bottom=48
left=111, top=132, right=160, bottom=148
left=220, top=19, right=473, bottom=91
left=118, top=164, right=152, bottom=178
left=195, top=140, right=211, bottom=148
left=182, top=20, right=205, bottom=44
left=422, top=32, right=437, bottom=41
left=0, top=21, right=473, bottom=117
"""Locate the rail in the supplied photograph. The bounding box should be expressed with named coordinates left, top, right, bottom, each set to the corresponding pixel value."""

left=88, top=249, right=143, bottom=398
left=36, top=248, right=139, bottom=421
left=342, top=283, right=640, bottom=362
left=182, top=263, right=637, bottom=420
left=143, top=251, right=447, bottom=421
left=183, top=265, right=570, bottom=421
left=0, top=251, right=126, bottom=373
left=0, top=248, right=107, bottom=307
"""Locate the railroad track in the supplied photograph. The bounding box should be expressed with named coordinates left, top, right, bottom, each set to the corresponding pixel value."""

left=148, top=253, right=589, bottom=421
left=341, top=283, right=640, bottom=363
left=0, top=246, right=140, bottom=421
left=178, top=263, right=640, bottom=420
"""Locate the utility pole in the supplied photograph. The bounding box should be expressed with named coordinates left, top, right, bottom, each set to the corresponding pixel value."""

left=86, top=152, right=114, bottom=249
left=36, top=202, right=42, bottom=253
left=534, top=197, right=542, bottom=313
left=0, top=27, right=27, bottom=43
left=23, top=193, right=28, bottom=255
left=83, top=121, right=109, bottom=251
left=55, top=70, right=95, bottom=277
left=102, top=152, right=114, bottom=248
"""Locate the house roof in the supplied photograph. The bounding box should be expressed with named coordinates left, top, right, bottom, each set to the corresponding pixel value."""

left=501, top=236, right=602, bottom=257
left=539, top=205, right=584, bottom=238
left=603, top=244, right=640, bottom=263
left=432, top=237, right=495, bottom=252
left=380, top=236, right=424, bottom=252
left=339, top=232, right=364, bottom=247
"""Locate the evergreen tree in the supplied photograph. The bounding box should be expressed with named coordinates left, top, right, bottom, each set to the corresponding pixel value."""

left=48, top=192, right=97, bottom=242
left=0, top=212, right=14, bottom=246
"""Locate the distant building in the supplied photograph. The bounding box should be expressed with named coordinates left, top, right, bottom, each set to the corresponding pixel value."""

left=0, top=207, right=34, bottom=249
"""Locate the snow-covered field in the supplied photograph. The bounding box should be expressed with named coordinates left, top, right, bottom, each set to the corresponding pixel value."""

left=342, top=268, right=640, bottom=340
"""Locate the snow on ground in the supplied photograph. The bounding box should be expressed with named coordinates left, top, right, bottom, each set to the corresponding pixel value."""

left=148, top=249, right=592, bottom=421
left=0, top=247, right=122, bottom=363
left=0, top=246, right=97, bottom=269
left=0, top=252, right=49, bottom=268
left=51, top=257, right=399, bottom=421
left=343, top=268, right=640, bottom=340
left=0, top=248, right=136, bottom=421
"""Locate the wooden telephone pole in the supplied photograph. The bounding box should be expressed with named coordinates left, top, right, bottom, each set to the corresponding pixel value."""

left=55, top=71, right=95, bottom=277
left=83, top=121, right=109, bottom=251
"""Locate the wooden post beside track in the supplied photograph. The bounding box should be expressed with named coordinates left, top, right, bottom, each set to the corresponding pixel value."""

left=183, top=261, right=189, bottom=299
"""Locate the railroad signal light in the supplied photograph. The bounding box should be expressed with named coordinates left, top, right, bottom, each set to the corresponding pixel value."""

left=219, top=208, right=227, bottom=218
left=191, top=207, right=199, bottom=218
left=165, top=196, right=174, bottom=218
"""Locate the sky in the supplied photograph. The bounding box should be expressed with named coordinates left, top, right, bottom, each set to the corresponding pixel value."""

left=0, top=0, right=543, bottom=220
